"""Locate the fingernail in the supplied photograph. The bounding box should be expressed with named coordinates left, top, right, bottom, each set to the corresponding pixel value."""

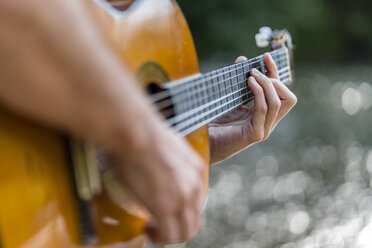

left=269, top=54, right=274, bottom=62
left=251, top=68, right=258, bottom=74
left=248, top=76, right=256, bottom=85
left=264, top=52, right=272, bottom=61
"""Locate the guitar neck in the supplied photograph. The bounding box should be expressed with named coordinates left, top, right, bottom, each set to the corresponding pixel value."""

left=156, top=47, right=292, bottom=136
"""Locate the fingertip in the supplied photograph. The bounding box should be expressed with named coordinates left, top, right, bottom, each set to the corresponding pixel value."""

left=145, top=219, right=157, bottom=241
left=248, top=76, right=257, bottom=87
left=264, top=53, right=279, bottom=79
left=250, top=68, right=261, bottom=76
left=235, top=56, right=248, bottom=63
left=264, top=52, right=274, bottom=64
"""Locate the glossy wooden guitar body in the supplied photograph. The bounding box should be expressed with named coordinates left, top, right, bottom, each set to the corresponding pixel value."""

left=0, top=0, right=210, bottom=247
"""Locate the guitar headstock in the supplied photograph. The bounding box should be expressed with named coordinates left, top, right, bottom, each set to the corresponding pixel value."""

left=255, top=27, right=294, bottom=84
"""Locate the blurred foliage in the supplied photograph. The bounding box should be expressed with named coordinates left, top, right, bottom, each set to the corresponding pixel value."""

left=177, top=0, right=372, bottom=64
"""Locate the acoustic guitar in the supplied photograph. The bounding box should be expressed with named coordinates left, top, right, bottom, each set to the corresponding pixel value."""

left=0, top=0, right=294, bottom=247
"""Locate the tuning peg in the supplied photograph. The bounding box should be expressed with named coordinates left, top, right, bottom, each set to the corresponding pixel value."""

left=255, top=26, right=273, bottom=48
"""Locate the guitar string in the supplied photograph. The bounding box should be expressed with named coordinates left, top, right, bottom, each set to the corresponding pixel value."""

left=164, top=48, right=287, bottom=97
left=150, top=48, right=287, bottom=103
left=160, top=49, right=287, bottom=104
left=151, top=52, right=287, bottom=117
left=167, top=70, right=291, bottom=126
left=172, top=86, right=251, bottom=128
left=162, top=71, right=291, bottom=125
left=167, top=71, right=291, bottom=126
left=163, top=63, right=290, bottom=113
left=178, top=94, right=254, bottom=135
left=149, top=50, right=280, bottom=103
left=161, top=53, right=289, bottom=109
left=163, top=70, right=289, bottom=125
left=155, top=54, right=289, bottom=117
left=177, top=76, right=292, bottom=136
left=159, top=69, right=291, bottom=123
left=170, top=48, right=291, bottom=133
left=156, top=60, right=290, bottom=115
left=178, top=97, right=255, bottom=135
left=178, top=93, right=256, bottom=136
left=164, top=48, right=286, bottom=96
left=161, top=67, right=291, bottom=125
left=159, top=71, right=291, bottom=123
left=155, top=52, right=290, bottom=113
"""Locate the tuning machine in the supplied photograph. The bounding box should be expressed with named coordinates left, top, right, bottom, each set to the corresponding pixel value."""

left=255, top=27, right=273, bottom=48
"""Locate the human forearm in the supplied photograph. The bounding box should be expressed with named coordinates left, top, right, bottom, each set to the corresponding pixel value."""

left=0, top=0, right=159, bottom=153
left=0, top=2, right=208, bottom=243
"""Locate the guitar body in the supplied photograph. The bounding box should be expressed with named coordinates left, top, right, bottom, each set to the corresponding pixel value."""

left=0, top=0, right=210, bottom=247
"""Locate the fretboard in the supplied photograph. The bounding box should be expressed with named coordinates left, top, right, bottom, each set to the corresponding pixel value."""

left=156, top=47, right=292, bottom=136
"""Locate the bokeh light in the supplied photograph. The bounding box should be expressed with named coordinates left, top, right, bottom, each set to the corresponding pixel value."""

left=161, top=67, right=372, bottom=248
left=342, top=87, right=362, bottom=115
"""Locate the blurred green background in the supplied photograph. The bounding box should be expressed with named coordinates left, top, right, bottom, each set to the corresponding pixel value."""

left=161, top=1, right=372, bottom=248
left=178, top=0, right=372, bottom=65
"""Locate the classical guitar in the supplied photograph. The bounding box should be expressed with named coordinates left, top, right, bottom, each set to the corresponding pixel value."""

left=0, top=0, right=294, bottom=247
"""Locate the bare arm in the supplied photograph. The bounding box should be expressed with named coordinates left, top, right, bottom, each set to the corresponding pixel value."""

left=0, top=0, right=146, bottom=150
left=0, top=0, right=204, bottom=244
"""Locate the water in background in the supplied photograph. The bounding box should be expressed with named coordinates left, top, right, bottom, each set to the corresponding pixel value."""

left=161, top=64, right=372, bottom=248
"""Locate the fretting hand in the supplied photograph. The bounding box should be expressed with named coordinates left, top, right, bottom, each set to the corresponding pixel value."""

left=208, top=53, right=297, bottom=164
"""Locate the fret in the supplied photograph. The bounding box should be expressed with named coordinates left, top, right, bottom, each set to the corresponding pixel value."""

left=177, top=88, right=250, bottom=136
left=207, top=76, right=215, bottom=118
left=231, top=64, right=238, bottom=99
left=184, top=83, right=193, bottom=114
left=242, top=60, right=251, bottom=100
left=212, top=70, right=221, bottom=115
left=239, top=62, right=245, bottom=99
left=248, top=58, right=255, bottom=71
left=282, top=52, right=287, bottom=70
left=280, top=50, right=292, bottom=81
left=243, top=60, right=249, bottom=76
left=203, top=79, right=209, bottom=106
left=273, top=51, right=280, bottom=70
left=259, top=56, right=266, bottom=74
left=211, top=75, right=218, bottom=115
left=184, top=80, right=191, bottom=113
left=255, top=57, right=260, bottom=71
left=205, top=76, right=212, bottom=107
left=208, top=71, right=214, bottom=115
left=193, top=80, right=199, bottom=107
left=190, top=79, right=198, bottom=121
left=166, top=47, right=291, bottom=136
left=201, top=77, right=210, bottom=121
left=230, top=66, right=236, bottom=106
left=229, top=66, right=235, bottom=107
left=218, top=69, right=227, bottom=112
left=171, top=86, right=183, bottom=118
left=223, top=67, right=232, bottom=109
left=176, top=89, right=185, bottom=116
left=195, top=80, right=203, bottom=117
left=278, top=52, right=285, bottom=71
left=198, top=78, right=205, bottom=109
left=251, top=57, right=257, bottom=70
left=281, top=52, right=286, bottom=70
left=237, top=64, right=244, bottom=101
left=286, top=49, right=292, bottom=82
left=257, top=57, right=262, bottom=71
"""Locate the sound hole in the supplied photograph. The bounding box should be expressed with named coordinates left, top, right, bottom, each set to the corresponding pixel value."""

left=106, top=0, right=136, bottom=11
left=146, top=83, right=175, bottom=120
